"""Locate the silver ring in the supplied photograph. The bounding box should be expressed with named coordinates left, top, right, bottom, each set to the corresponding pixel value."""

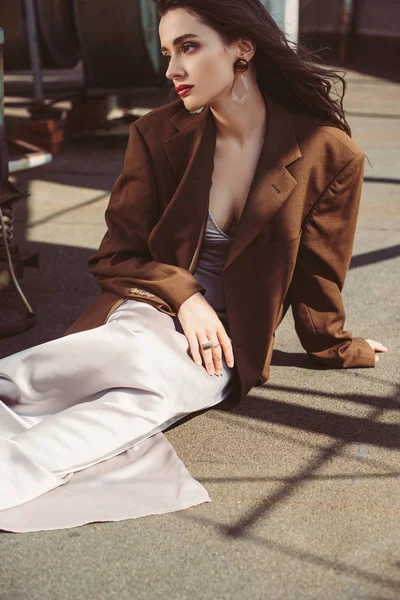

left=201, top=342, right=220, bottom=351
left=201, top=341, right=214, bottom=351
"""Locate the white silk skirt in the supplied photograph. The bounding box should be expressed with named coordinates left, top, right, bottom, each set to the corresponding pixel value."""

left=0, top=299, right=235, bottom=532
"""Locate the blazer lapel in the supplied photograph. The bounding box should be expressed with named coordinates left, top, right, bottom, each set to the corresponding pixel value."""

left=224, top=93, right=302, bottom=271
left=162, top=91, right=301, bottom=271
left=159, top=106, right=216, bottom=268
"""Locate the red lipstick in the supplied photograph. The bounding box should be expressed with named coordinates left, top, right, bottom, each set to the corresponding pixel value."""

left=176, top=85, right=194, bottom=97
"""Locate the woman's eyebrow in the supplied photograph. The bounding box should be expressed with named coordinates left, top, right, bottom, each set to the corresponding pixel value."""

left=160, top=33, right=200, bottom=52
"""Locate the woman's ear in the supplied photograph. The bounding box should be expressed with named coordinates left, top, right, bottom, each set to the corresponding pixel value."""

left=237, top=38, right=256, bottom=61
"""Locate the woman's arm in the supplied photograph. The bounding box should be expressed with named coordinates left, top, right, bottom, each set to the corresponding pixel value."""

left=287, top=150, right=377, bottom=368
left=88, top=122, right=205, bottom=315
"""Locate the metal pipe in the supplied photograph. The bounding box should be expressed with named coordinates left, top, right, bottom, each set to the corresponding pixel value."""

left=23, top=0, right=44, bottom=103
left=339, top=0, right=357, bottom=63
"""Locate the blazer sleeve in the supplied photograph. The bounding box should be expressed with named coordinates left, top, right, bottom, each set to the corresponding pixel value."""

left=88, top=122, right=204, bottom=315
left=287, top=150, right=376, bottom=368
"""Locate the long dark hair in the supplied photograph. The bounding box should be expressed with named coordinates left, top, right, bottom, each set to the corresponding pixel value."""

left=156, top=0, right=352, bottom=136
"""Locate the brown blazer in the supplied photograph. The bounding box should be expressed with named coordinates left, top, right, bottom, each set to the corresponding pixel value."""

left=64, top=89, right=376, bottom=403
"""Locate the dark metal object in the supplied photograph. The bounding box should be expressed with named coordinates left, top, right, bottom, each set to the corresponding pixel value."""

left=73, top=0, right=164, bottom=88
left=24, top=0, right=44, bottom=103
left=299, top=0, right=343, bottom=33
left=0, top=181, right=40, bottom=280
left=3, top=68, right=85, bottom=100
left=1, top=0, right=166, bottom=98
left=0, top=1, right=31, bottom=70
left=35, top=0, right=80, bottom=68
left=338, top=0, right=353, bottom=63
left=0, top=181, right=38, bottom=340
left=0, top=0, right=80, bottom=71
left=0, top=27, right=48, bottom=339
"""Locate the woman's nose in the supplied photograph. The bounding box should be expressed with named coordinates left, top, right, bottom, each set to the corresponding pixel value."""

left=165, top=56, right=185, bottom=80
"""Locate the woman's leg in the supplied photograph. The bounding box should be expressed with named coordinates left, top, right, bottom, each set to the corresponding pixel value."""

left=0, top=300, right=234, bottom=510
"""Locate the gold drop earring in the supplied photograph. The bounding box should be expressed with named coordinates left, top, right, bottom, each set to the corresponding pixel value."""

left=232, top=58, right=250, bottom=105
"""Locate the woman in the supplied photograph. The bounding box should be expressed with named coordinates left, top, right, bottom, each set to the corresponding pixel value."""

left=0, top=0, right=387, bottom=531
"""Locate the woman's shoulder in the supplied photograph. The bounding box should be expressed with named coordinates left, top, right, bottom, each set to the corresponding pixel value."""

left=291, top=110, right=365, bottom=171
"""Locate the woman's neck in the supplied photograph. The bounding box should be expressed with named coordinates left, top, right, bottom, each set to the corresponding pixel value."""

left=209, top=84, right=267, bottom=147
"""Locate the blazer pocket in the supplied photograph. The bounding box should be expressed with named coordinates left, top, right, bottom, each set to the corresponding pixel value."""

left=255, top=230, right=302, bottom=260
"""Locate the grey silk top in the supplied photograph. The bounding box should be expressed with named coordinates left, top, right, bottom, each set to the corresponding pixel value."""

left=173, top=210, right=234, bottom=336
left=192, top=210, right=234, bottom=327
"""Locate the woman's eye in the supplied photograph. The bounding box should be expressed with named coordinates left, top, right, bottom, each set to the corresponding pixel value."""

left=162, top=42, right=197, bottom=62
left=182, top=42, right=197, bottom=54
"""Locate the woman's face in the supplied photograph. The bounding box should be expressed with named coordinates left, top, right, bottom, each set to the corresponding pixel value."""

left=159, top=8, right=239, bottom=111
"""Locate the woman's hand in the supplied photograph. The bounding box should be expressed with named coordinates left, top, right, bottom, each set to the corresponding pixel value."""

left=364, top=338, right=388, bottom=363
left=177, top=292, right=234, bottom=376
